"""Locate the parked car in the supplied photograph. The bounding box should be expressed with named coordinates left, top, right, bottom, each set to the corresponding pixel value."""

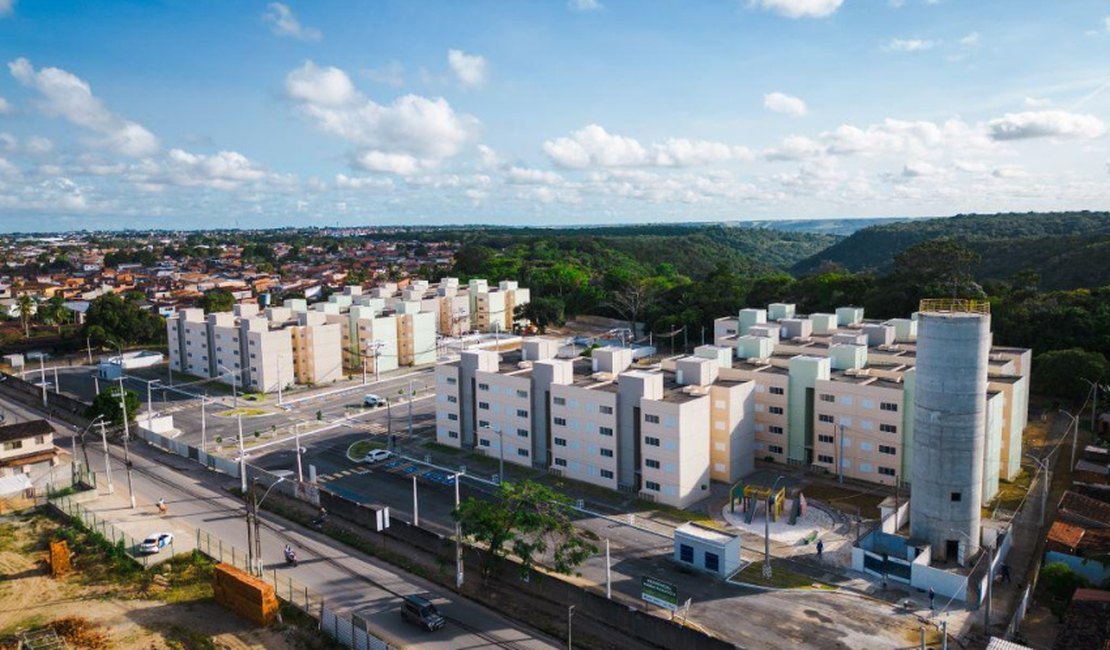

left=363, top=394, right=385, bottom=407
left=139, top=532, right=174, bottom=554
left=362, top=449, right=392, bottom=463
left=400, top=595, right=446, bottom=632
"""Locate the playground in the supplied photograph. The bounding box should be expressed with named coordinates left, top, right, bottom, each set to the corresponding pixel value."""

left=722, top=481, right=837, bottom=545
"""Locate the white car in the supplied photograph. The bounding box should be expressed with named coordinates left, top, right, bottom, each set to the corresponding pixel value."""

left=362, top=449, right=392, bottom=463
left=363, top=394, right=385, bottom=408
left=140, top=532, right=174, bottom=554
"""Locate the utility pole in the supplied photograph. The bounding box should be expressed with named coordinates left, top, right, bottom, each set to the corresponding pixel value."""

left=238, top=414, right=247, bottom=493
left=567, top=605, right=574, bottom=650
left=253, top=479, right=263, bottom=576
left=941, top=619, right=948, bottom=650
left=146, top=380, right=154, bottom=429
left=838, top=423, right=846, bottom=484
left=412, top=474, right=419, bottom=527
left=53, top=367, right=59, bottom=394
left=92, top=371, right=99, bottom=396
left=86, top=336, right=93, bottom=364
left=200, top=397, right=207, bottom=452
left=245, top=480, right=255, bottom=576
left=295, top=427, right=303, bottom=483
left=605, top=538, right=611, bottom=599
left=118, top=377, right=135, bottom=509
left=984, top=544, right=994, bottom=631
left=276, top=355, right=284, bottom=406
left=99, top=419, right=113, bottom=494
left=40, top=356, right=47, bottom=407
left=454, top=474, right=464, bottom=591
left=408, top=377, right=414, bottom=439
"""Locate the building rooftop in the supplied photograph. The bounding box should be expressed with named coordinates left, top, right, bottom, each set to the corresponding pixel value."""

left=0, top=419, right=53, bottom=444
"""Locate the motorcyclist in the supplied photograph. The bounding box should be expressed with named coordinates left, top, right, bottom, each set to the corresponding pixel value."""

left=283, top=544, right=297, bottom=565
left=157, top=498, right=168, bottom=514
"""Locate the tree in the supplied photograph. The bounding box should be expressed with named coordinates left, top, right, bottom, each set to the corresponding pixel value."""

left=453, top=480, right=597, bottom=581
left=83, top=293, right=166, bottom=347
left=1040, top=562, right=1090, bottom=618
left=515, top=297, right=565, bottom=334
left=604, top=278, right=657, bottom=337
left=1032, top=348, right=1108, bottom=398
left=15, top=293, right=34, bottom=338
left=200, top=289, right=236, bottom=314
left=38, top=295, right=69, bottom=333
left=85, top=387, right=140, bottom=426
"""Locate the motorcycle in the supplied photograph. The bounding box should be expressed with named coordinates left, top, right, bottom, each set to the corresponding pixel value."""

left=311, top=508, right=327, bottom=531
left=284, top=547, right=298, bottom=567
left=156, top=499, right=168, bottom=516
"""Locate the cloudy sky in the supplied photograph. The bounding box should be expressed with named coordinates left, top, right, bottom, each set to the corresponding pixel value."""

left=0, top=0, right=1109, bottom=231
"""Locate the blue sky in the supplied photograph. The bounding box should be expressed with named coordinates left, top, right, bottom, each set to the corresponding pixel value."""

left=0, top=0, right=1108, bottom=231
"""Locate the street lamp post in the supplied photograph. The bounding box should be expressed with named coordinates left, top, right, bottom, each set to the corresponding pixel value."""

left=1059, top=410, right=1080, bottom=471
left=200, top=395, right=207, bottom=452
left=1079, top=379, right=1105, bottom=435
left=248, top=476, right=286, bottom=576
left=75, top=414, right=106, bottom=483
left=453, top=472, right=464, bottom=590
left=764, top=476, right=786, bottom=579
left=218, top=364, right=239, bottom=408
left=117, top=376, right=135, bottom=509
left=480, top=424, right=504, bottom=484
left=1026, top=454, right=1051, bottom=530
left=99, top=418, right=113, bottom=494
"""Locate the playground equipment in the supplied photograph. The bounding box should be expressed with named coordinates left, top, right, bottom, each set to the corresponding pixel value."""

left=730, top=482, right=787, bottom=525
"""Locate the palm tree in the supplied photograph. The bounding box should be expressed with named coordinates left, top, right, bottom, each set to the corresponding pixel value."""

left=16, top=293, right=34, bottom=338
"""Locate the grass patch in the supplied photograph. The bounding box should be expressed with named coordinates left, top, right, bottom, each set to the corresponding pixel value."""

left=422, top=441, right=465, bottom=456
left=163, top=623, right=221, bottom=650
left=797, top=484, right=886, bottom=519
left=0, top=522, right=17, bottom=552
left=154, top=552, right=216, bottom=603
left=347, top=439, right=385, bottom=460
left=241, top=393, right=266, bottom=402
left=214, top=407, right=269, bottom=418
left=735, top=560, right=833, bottom=590
left=989, top=469, right=1032, bottom=513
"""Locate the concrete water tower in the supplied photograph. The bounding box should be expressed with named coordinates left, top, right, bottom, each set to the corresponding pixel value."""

left=910, top=300, right=991, bottom=565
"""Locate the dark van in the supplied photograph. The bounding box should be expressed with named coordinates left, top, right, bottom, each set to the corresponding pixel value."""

left=400, top=595, right=446, bottom=631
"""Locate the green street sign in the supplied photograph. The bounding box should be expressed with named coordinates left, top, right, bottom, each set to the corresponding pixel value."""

left=641, top=576, right=679, bottom=611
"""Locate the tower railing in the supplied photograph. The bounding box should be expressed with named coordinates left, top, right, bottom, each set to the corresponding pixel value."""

left=918, top=298, right=990, bottom=315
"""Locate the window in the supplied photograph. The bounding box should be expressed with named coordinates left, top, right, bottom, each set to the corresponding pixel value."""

left=517, top=428, right=529, bottom=437
left=705, top=552, right=720, bottom=572
left=447, top=395, right=457, bottom=403
left=880, top=423, right=898, bottom=434
left=818, top=414, right=834, bottom=423
left=599, top=426, right=613, bottom=437
left=769, top=445, right=784, bottom=454
left=516, top=389, right=528, bottom=398
left=880, top=402, right=898, bottom=412
left=600, top=469, right=614, bottom=479
left=818, top=434, right=834, bottom=444
left=878, top=467, right=896, bottom=477
left=600, top=448, right=613, bottom=458
left=446, top=377, right=457, bottom=385
left=34, top=435, right=45, bottom=445
left=769, top=406, right=784, bottom=415
left=769, top=386, right=785, bottom=395
left=478, top=383, right=490, bottom=391
left=679, top=544, right=694, bottom=563
left=819, top=394, right=835, bottom=403
left=599, top=405, right=613, bottom=415
left=2, top=440, right=23, bottom=451
left=554, top=457, right=567, bottom=467
left=818, top=454, right=834, bottom=464
left=645, top=436, right=660, bottom=447
left=554, top=437, right=567, bottom=447
left=448, top=430, right=459, bottom=439
left=517, top=448, right=529, bottom=457
left=478, top=420, right=490, bottom=428
left=879, top=445, right=897, bottom=455
left=554, top=417, right=567, bottom=426
left=478, top=402, right=490, bottom=410
left=553, top=396, right=566, bottom=406
left=950, top=492, right=961, bottom=502
left=645, top=414, right=660, bottom=424
left=479, top=439, right=491, bottom=447
left=645, top=459, right=661, bottom=469
left=516, top=409, right=528, bottom=418
left=447, top=413, right=458, bottom=421
left=769, top=425, right=784, bottom=435
left=645, top=481, right=661, bottom=492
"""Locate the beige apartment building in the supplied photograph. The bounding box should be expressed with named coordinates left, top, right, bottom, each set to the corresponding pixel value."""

left=289, top=311, right=343, bottom=386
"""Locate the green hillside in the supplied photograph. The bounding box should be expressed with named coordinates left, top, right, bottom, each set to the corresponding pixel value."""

left=792, top=211, right=1110, bottom=289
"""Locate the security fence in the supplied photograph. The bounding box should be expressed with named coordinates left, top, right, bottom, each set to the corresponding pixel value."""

left=50, top=493, right=174, bottom=568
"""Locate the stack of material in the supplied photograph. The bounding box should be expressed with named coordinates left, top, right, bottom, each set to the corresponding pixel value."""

left=212, top=563, right=279, bottom=625
left=49, top=540, right=70, bottom=578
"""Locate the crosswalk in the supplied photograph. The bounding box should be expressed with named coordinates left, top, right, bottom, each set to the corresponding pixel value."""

left=317, top=466, right=372, bottom=483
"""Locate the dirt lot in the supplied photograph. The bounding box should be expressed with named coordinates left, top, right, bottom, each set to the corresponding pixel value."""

left=0, top=511, right=336, bottom=650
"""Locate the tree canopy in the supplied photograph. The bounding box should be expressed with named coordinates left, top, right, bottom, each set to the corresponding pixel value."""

left=200, top=289, right=236, bottom=314
left=82, top=293, right=166, bottom=347
left=85, top=387, right=140, bottom=426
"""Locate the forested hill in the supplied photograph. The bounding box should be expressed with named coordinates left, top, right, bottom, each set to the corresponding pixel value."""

left=792, top=211, right=1110, bottom=289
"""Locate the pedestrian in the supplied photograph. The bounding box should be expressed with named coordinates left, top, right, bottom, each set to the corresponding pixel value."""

left=1001, top=564, right=1011, bottom=584
left=928, top=587, right=935, bottom=611
left=816, top=538, right=824, bottom=560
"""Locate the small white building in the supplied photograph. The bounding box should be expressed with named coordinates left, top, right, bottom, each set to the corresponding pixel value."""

left=674, top=523, right=742, bottom=578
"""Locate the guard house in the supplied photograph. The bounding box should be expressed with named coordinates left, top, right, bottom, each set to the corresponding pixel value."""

left=674, top=522, right=742, bottom=578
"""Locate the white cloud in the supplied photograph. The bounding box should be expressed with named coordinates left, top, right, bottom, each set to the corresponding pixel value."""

left=992, top=165, right=1026, bottom=179
left=959, top=32, right=980, bottom=46
left=9, top=58, right=159, bottom=157
left=544, top=124, right=749, bottom=169
left=335, top=173, right=394, bottom=190
left=0, top=0, right=13, bottom=18
left=763, top=92, right=807, bottom=117
left=263, top=3, right=321, bottom=41
left=883, top=38, right=937, bottom=52
left=507, top=166, right=563, bottom=185
left=25, top=136, right=52, bottom=155
left=285, top=61, right=478, bottom=170
left=0, top=96, right=11, bottom=114
left=0, top=156, right=19, bottom=176
left=0, top=133, right=14, bottom=151
left=568, top=0, right=603, bottom=11
left=447, top=50, right=487, bottom=88
left=1024, top=96, right=1052, bottom=108
left=765, top=135, right=825, bottom=160
left=902, top=161, right=941, bottom=178
left=161, top=149, right=270, bottom=190
left=987, top=110, right=1106, bottom=140
left=1105, top=16, right=1110, bottom=32
left=365, top=61, right=404, bottom=87
left=354, top=150, right=422, bottom=175
left=750, top=0, right=843, bottom=19
left=476, top=144, right=501, bottom=169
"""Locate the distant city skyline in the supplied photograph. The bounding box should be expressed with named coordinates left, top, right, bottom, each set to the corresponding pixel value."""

left=0, top=0, right=1108, bottom=231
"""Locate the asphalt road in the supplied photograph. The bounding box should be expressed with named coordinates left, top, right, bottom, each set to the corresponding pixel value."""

left=13, top=401, right=559, bottom=649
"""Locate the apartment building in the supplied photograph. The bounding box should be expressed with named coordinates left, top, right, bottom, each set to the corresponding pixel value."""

left=434, top=301, right=1031, bottom=510
left=289, top=311, right=343, bottom=386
